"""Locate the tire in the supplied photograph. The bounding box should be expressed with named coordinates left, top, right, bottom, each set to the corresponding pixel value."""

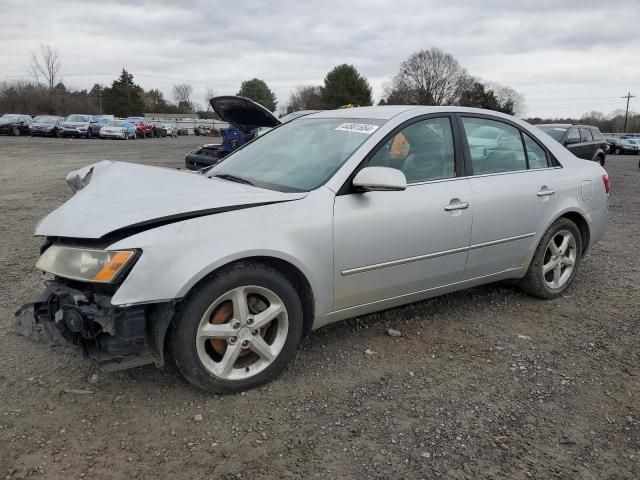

left=124, top=132, right=129, bottom=140
left=596, top=155, right=605, bottom=166
left=13, top=127, right=20, bottom=136
left=86, top=129, right=92, bottom=139
left=615, top=147, right=621, bottom=155
left=519, top=217, right=582, bottom=299
left=168, top=261, right=303, bottom=394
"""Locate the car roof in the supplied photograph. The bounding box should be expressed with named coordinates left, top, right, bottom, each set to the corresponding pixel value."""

left=306, top=105, right=526, bottom=121
left=537, top=123, right=600, bottom=129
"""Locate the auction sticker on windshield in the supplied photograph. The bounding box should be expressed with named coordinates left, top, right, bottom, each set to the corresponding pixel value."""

left=335, top=123, right=379, bottom=134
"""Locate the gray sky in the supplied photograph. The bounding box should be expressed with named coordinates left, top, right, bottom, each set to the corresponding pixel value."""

left=1, top=0, right=638, bottom=117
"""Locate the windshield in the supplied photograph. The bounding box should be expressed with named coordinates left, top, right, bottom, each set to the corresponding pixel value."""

left=34, top=116, right=58, bottom=124
left=66, top=115, right=90, bottom=122
left=538, top=126, right=567, bottom=142
left=107, top=120, right=125, bottom=127
left=207, top=118, right=384, bottom=192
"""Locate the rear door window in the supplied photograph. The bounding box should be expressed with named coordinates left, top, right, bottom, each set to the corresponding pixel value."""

left=461, top=117, right=527, bottom=175
left=579, top=128, right=593, bottom=142
left=567, top=128, right=580, bottom=143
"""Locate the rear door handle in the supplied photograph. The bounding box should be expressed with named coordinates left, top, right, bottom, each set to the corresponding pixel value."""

left=444, top=202, right=470, bottom=211
left=537, top=189, right=556, bottom=197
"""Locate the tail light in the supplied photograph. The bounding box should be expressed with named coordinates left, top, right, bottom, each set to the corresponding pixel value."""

left=602, top=174, right=610, bottom=194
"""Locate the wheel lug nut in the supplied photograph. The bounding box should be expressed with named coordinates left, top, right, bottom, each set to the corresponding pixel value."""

left=229, top=336, right=238, bottom=344
left=241, top=340, right=250, bottom=348
left=232, top=321, right=240, bottom=329
left=252, top=329, right=258, bottom=336
left=246, top=317, right=254, bottom=325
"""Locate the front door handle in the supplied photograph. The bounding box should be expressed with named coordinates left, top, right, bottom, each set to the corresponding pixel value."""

left=537, top=188, right=556, bottom=197
left=444, top=201, right=470, bottom=211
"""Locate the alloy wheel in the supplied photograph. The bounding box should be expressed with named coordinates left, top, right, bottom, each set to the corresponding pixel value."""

left=195, top=285, right=289, bottom=380
left=542, top=230, right=577, bottom=289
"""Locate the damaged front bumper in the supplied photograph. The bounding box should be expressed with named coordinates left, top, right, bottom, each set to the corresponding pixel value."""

left=14, top=280, right=174, bottom=372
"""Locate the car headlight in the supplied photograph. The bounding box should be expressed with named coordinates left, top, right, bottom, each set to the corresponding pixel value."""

left=36, top=245, right=136, bottom=283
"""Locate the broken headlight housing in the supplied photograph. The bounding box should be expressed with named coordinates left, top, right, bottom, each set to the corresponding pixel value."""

left=36, top=245, right=136, bottom=283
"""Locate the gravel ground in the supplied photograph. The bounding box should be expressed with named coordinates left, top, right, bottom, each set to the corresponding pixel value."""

left=0, top=136, right=638, bottom=479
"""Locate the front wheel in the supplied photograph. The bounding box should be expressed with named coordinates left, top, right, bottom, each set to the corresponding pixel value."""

left=519, top=218, right=582, bottom=299
left=124, top=132, right=129, bottom=140
left=615, top=147, right=621, bottom=155
left=13, top=127, right=20, bottom=136
left=86, top=129, right=92, bottom=139
left=596, top=155, right=605, bottom=166
left=168, top=262, right=303, bottom=394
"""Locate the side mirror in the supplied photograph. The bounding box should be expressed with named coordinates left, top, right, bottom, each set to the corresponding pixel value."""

left=352, top=166, right=407, bottom=192
left=565, top=137, right=580, bottom=145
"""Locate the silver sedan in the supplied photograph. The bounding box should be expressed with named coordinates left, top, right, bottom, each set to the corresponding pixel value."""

left=16, top=106, right=609, bottom=393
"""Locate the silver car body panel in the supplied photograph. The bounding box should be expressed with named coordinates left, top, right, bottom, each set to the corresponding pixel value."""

left=36, top=161, right=307, bottom=239
left=33, top=106, right=609, bottom=330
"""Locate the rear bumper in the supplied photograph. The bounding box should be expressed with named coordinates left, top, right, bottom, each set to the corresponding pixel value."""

left=14, top=281, right=172, bottom=371
left=585, top=204, right=608, bottom=248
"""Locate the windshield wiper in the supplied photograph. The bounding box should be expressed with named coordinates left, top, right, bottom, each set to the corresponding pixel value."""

left=212, top=174, right=254, bottom=186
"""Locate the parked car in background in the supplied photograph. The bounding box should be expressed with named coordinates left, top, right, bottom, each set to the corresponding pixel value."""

left=194, top=124, right=220, bottom=136
left=125, top=117, right=154, bottom=138
left=0, top=114, right=33, bottom=136
left=29, top=116, right=63, bottom=137
left=161, top=124, right=178, bottom=137
left=16, top=106, right=609, bottom=393
left=536, top=124, right=607, bottom=166
left=59, top=114, right=102, bottom=138
left=99, top=119, right=137, bottom=140
left=607, top=137, right=640, bottom=155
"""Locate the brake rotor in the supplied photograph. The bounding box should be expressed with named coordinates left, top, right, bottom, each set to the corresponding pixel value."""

left=208, top=296, right=270, bottom=358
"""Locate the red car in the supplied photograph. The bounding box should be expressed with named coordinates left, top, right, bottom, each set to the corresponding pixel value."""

left=125, top=117, right=155, bottom=138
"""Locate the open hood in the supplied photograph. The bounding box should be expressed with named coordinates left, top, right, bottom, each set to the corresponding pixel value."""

left=210, top=96, right=281, bottom=131
left=35, top=161, right=306, bottom=240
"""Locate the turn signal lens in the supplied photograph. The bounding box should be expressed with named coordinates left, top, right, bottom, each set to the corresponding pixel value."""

left=92, top=251, right=135, bottom=282
left=602, top=174, right=610, bottom=194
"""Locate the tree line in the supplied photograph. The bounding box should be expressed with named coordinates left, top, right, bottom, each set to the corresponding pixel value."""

left=528, top=110, right=640, bottom=134
left=3, top=44, right=528, bottom=118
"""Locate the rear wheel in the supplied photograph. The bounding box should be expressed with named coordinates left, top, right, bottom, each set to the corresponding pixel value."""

left=519, top=218, right=582, bottom=299
left=168, top=262, right=303, bottom=394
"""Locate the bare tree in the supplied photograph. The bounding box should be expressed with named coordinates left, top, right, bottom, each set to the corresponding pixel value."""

left=286, top=85, right=323, bottom=113
left=485, top=81, right=526, bottom=116
left=172, top=83, right=194, bottom=111
left=204, top=86, right=216, bottom=110
left=29, top=44, right=61, bottom=89
left=388, top=48, right=468, bottom=106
